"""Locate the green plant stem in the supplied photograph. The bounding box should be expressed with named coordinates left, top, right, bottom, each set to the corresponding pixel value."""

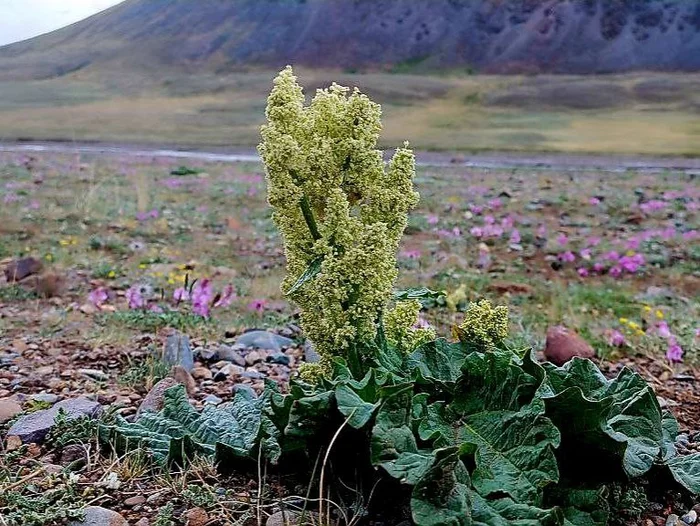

left=300, top=196, right=321, bottom=241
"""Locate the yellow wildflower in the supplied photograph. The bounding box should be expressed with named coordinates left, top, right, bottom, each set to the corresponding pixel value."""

left=628, top=321, right=639, bottom=330
left=619, top=318, right=628, bottom=324
left=655, top=310, right=664, bottom=319
left=108, top=270, right=116, bottom=278
left=455, top=299, right=509, bottom=350
left=643, top=305, right=652, bottom=313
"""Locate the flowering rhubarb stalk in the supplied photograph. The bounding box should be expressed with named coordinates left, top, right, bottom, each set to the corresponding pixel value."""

left=259, top=67, right=420, bottom=376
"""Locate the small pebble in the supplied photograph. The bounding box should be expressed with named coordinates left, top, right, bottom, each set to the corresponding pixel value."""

left=203, top=394, right=222, bottom=405
left=682, top=510, right=698, bottom=525
left=668, top=514, right=680, bottom=526
left=30, top=393, right=58, bottom=405
left=124, top=495, right=146, bottom=507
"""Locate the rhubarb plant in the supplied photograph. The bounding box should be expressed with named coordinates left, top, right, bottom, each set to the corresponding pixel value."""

left=102, top=68, right=700, bottom=526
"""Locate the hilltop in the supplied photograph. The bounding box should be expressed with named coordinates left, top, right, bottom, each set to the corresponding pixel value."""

left=1, top=0, right=700, bottom=80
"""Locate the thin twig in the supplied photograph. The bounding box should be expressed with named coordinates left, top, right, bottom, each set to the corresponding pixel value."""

left=319, top=410, right=355, bottom=525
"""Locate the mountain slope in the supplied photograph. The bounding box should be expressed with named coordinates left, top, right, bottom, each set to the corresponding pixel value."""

left=1, top=0, right=700, bottom=79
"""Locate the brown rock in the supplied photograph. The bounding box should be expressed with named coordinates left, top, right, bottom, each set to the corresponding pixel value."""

left=136, top=377, right=178, bottom=416
left=135, top=519, right=150, bottom=526
left=172, top=365, right=196, bottom=396
left=6, top=435, right=22, bottom=451
left=488, top=281, right=534, bottom=295
left=0, top=399, right=22, bottom=424
left=191, top=366, right=213, bottom=381
left=184, top=507, right=209, bottom=526
left=543, top=326, right=596, bottom=366
left=61, top=444, right=88, bottom=466
left=4, top=257, right=43, bottom=282
left=31, top=272, right=64, bottom=298
left=266, top=510, right=320, bottom=526
left=124, top=495, right=146, bottom=506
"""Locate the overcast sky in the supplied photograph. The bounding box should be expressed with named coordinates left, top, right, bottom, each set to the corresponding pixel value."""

left=0, top=0, right=124, bottom=46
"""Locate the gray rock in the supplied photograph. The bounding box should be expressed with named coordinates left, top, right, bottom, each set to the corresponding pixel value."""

left=266, top=510, right=300, bottom=526
left=196, top=346, right=218, bottom=361
left=220, top=364, right=245, bottom=377
left=268, top=352, right=291, bottom=366
left=78, top=369, right=110, bottom=381
left=163, top=331, right=194, bottom=372
left=232, top=384, right=257, bottom=399
left=303, top=341, right=321, bottom=364
left=668, top=514, right=681, bottom=526
left=242, top=370, right=265, bottom=380
left=682, top=510, right=698, bottom=525
left=235, top=331, right=294, bottom=352
left=218, top=344, right=247, bottom=366
left=69, top=506, right=128, bottom=526
left=8, top=397, right=102, bottom=444
left=203, top=394, right=223, bottom=405
left=0, top=399, right=22, bottom=424
left=29, top=392, right=58, bottom=405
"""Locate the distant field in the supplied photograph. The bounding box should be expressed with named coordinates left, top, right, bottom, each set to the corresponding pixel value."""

left=0, top=70, right=699, bottom=156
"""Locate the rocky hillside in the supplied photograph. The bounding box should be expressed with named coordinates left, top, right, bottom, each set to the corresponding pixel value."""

left=1, top=0, right=700, bottom=79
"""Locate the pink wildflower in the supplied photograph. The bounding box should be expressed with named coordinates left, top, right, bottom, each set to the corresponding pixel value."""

left=248, top=299, right=267, bottom=313
left=580, top=249, right=592, bottom=260
left=214, top=284, right=236, bottom=308
left=88, top=288, right=109, bottom=308
left=470, top=226, right=484, bottom=238
left=173, top=287, right=190, bottom=302
left=509, top=229, right=521, bottom=244
left=126, top=286, right=145, bottom=309
left=427, top=214, right=439, bottom=225
left=557, top=233, right=568, bottom=246
left=586, top=236, right=601, bottom=247
left=558, top=251, right=576, bottom=263
left=536, top=224, right=547, bottom=238
left=577, top=268, right=589, bottom=277
left=666, top=337, right=683, bottom=363
left=608, top=330, right=625, bottom=347
left=589, top=197, right=601, bottom=206
left=401, top=249, right=422, bottom=260
left=191, top=279, right=214, bottom=317
left=656, top=321, right=672, bottom=339
left=609, top=265, right=623, bottom=278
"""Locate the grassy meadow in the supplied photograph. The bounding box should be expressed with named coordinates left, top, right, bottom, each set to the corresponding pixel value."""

left=0, top=70, right=700, bottom=155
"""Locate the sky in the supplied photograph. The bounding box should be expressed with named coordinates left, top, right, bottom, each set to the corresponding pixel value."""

left=0, top=0, right=124, bottom=46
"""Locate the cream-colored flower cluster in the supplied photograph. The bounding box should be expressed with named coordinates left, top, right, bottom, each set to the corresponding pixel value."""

left=456, top=299, right=509, bottom=349
left=385, top=300, right=436, bottom=353
left=259, top=67, right=419, bottom=366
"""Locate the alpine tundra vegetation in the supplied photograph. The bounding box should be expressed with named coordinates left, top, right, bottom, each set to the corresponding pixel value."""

left=92, top=68, right=700, bottom=525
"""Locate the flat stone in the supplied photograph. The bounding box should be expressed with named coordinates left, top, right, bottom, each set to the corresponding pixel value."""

left=172, top=365, right=196, bottom=396
left=162, top=330, right=194, bottom=372
left=232, top=384, right=257, bottom=399
left=124, top=495, right=146, bottom=506
left=667, top=515, right=681, bottom=526
left=267, top=352, right=291, bottom=366
left=8, top=397, right=102, bottom=444
left=184, top=508, right=209, bottom=526
left=29, top=393, right=59, bottom=405
left=220, top=364, right=244, bottom=377
left=245, top=350, right=264, bottom=366
left=235, top=330, right=294, bottom=352
left=69, top=506, right=128, bottom=526
left=0, top=399, right=22, bottom=424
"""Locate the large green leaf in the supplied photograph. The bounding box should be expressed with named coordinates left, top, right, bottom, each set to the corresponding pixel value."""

left=411, top=448, right=471, bottom=526
left=668, top=453, right=700, bottom=494
left=285, top=256, right=323, bottom=296
left=101, top=385, right=282, bottom=465
left=371, top=385, right=435, bottom=485
left=392, top=287, right=445, bottom=308
left=408, top=339, right=471, bottom=386
left=470, top=493, right=564, bottom=526
left=452, top=350, right=560, bottom=505
left=537, top=358, right=671, bottom=478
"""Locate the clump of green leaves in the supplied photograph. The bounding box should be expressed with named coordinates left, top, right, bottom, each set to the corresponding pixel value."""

left=0, top=483, right=86, bottom=526
left=46, top=410, right=99, bottom=449
left=119, top=355, right=171, bottom=390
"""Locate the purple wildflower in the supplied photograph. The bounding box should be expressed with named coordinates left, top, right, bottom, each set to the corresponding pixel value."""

left=191, top=279, right=214, bottom=317
left=557, top=233, right=568, bottom=246
left=509, top=229, right=521, bottom=245
left=609, top=265, right=623, bottom=278
left=558, top=251, right=576, bottom=263
left=214, top=284, right=236, bottom=308
left=607, top=330, right=625, bottom=347
left=248, top=299, right=268, bottom=313
left=656, top=321, right=672, bottom=339
left=589, top=197, right=601, bottom=206
left=577, top=268, right=589, bottom=277
left=173, top=287, right=190, bottom=302
left=666, top=337, right=683, bottom=363
left=580, top=249, right=592, bottom=260
left=88, top=288, right=109, bottom=308
left=126, top=286, right=145, bottom=309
